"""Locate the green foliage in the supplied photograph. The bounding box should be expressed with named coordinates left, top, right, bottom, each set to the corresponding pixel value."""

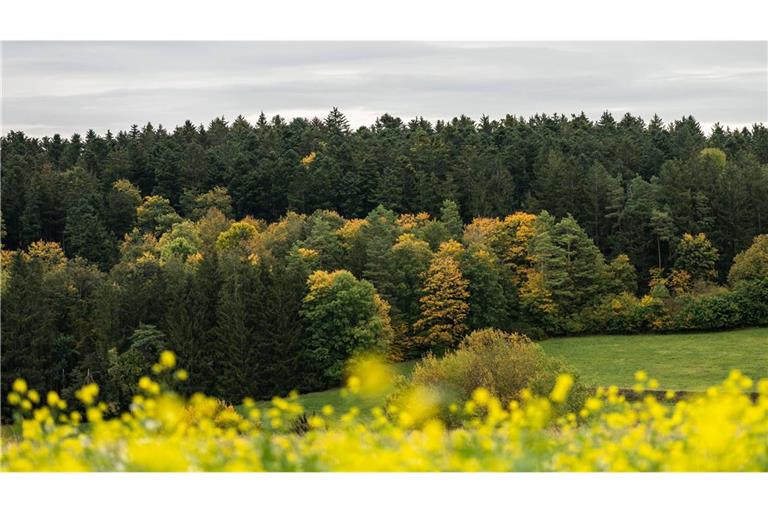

left=460, top=245, right=508, bottom=331
left=186, top=186, right=234, bottom=219
left=300, top=270, right=393, bottom=387
left=4, top=111, right=767, bottom=277
left=107, top=324, right=166, bottom=408
left=215, top=220, right=258, bottom=252
left=384, top=234, right=433, bottom=332
left=136, top=195, right=182, bottom=235
left=63, top=199, right=115, bottom=267
left=674, top=232, right=719, bottom=282
left=439, top=199, right=463, bottom=239
left=699, top=147, right=727, bottom=170
left=606, top=254, right=638, bottom=295
left=527, top=212, right=607, bottom=320
left=157, top=220, right=203, bottom=261
left=106, top=179, right=142, bottom=238
left=582, top=293, right=667, bottom=333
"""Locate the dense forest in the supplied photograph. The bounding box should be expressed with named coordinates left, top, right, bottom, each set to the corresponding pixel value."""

left=2, top=110, right=768, bottom=411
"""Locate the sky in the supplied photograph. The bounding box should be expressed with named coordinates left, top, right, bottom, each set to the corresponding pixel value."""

left=2, top=41, right=766, bottom=137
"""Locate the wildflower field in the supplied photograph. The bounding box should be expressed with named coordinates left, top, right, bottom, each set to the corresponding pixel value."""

left=2, top=351, right=767, bottom=472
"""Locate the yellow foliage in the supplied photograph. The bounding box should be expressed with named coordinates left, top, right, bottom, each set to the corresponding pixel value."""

left=501, top=211, right=538, bottom=280
left=414, top=252, right=470, bottom=348
left=300, top=151, right=317, bottom=166
left=437, top=239, right=464, bottom=258
left=463, top=217, right=502, bottom=246
left=305, top=269, right=339, bottom=296
left=519, top=269, right=556, bottom=315
left=335, top=218, right=368, bottom=240
left=23, top=241, right=67, bottom=268
left=396, top=212, right=431, bottom=232
left=296, top=247, right=319, bottom=259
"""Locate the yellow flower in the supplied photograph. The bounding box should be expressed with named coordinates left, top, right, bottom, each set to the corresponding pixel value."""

left=174, top=369, right=189, bottom=381
left=160, top=350, right=176, bottom=369
left=346, top=376, right=361, bottom=394
left=472, top=388, right=491, bottom=406
left=75, top=383, right=99, bottom=405
left=138, top=376, right=153, bottom=391
left=634, top=370, right=648, bottom=382
left=87, top=408, right=103, bottom=423
left=585, top=397, right=602, bottom=412
left=12, top=379, right=27, bottom=394
left=549, top=374, right=574, bottom=403
left=308, top=416, right=325, bottom=429
left=47, top=391, right=61, bottom=407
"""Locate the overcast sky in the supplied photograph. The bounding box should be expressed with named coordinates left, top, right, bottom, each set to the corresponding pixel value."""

left=2, top=41, right=766, bottom=137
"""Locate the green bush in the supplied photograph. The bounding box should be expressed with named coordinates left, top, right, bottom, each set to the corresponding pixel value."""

left=733, top=278, right=768, bottom=326
left=581, top=293, right=667, bottom=333
left=667, top=278, right=768, bottom=331
left=673, top=292, right=741, bottom=330
left=409, top=328, right=586, bottom=421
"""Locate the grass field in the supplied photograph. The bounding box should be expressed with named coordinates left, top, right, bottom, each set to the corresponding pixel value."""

left=256, top=360, right=418, bottom=416
left=540, top=327, right=768, bottom=391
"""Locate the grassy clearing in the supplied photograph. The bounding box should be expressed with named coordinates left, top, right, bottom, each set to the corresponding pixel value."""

left=540, top=327, right=768, bottom=391
left=255, top=360, right=417, bottom=416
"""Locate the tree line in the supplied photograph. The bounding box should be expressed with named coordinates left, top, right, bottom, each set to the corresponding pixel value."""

left=3, top=109, right=768, bottom=279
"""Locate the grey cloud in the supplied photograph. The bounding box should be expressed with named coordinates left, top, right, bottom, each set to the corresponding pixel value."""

left=2, top=41, right=766, bottom=137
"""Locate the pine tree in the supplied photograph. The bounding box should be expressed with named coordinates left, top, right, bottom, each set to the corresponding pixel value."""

left=0, top=253, right=59, bottom=408
left=211, top=254, right=255, bottom=402
left=439, top=199, right=464, bottom=239
left=63, top=199, right=115, bottom=267
left=361, top=205, right=400, bottom=292
left=529, top=150, right=577, bottom=218
left=106, top=179, right=142, bottom=238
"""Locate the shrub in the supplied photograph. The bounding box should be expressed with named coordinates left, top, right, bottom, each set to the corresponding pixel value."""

left=673, top=292, right=742, bottom=331
left=733, top=278, right=768, bottom=326
left=582, top=293, right=667, bottom=333
left=410, top=329, right=586, bottom=420
left=729, top=234, right=768, bottom=285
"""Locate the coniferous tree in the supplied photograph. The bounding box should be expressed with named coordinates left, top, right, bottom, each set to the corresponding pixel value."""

left=439, top=199, right=464, bottom=239
left=63, top=199, right=115, bottom=267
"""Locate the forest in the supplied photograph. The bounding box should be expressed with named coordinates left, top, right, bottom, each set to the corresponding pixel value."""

left=2, top=109, right=768, bottom=411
